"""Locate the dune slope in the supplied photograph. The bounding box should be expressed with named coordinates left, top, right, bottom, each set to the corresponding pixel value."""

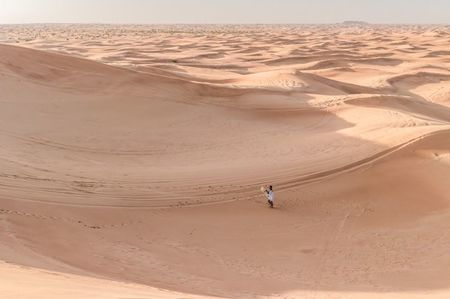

left=1, top=25, right=450, bottom=298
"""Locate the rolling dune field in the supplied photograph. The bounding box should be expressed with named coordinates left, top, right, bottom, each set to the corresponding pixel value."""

left=0, top=24, right=450, bottom=299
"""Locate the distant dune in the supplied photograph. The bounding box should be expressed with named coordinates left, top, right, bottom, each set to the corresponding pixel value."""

left=0, top=24, right=450, bottom=299
left=342, top=21, right=370, bottom=25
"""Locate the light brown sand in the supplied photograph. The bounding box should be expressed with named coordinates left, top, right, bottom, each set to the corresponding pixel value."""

left=0, top=24, right=450, bottom=298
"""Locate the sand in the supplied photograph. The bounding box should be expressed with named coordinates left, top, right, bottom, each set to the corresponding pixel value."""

left=0, top=24, right=450, bottom=298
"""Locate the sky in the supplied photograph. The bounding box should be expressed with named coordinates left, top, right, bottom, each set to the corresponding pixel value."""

left=1, top=0, right=449, bottom=24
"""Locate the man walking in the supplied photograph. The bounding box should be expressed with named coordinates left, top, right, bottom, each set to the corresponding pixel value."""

left=265, top=185, right=275, bottom=208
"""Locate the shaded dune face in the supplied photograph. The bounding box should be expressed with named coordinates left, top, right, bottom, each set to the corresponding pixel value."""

left=0, top=25, right=450, bottom=298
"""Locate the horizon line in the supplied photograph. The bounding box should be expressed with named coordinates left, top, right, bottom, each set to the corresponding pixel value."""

left=1, top=22, right=450, bottom=26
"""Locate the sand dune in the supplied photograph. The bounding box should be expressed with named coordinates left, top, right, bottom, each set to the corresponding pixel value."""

left=0, top=261, right=218, bottom=299
left=0, top=24, right=450, bottom=298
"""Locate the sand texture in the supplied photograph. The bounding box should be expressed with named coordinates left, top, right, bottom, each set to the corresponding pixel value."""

left=0, top=24, right=450, bottom=298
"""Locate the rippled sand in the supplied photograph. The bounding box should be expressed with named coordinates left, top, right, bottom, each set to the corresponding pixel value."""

left=1, top=24, right=450, bottom=299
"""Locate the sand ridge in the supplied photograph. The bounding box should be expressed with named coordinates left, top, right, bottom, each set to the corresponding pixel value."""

left=0, top=24, right=450, bottom=298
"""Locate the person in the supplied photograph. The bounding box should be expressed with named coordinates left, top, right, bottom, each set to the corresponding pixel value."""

left=265, top=185, right=275, bottom=208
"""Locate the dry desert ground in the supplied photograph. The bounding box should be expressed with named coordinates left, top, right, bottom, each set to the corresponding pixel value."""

left=0, top=24, right=450, bottom=298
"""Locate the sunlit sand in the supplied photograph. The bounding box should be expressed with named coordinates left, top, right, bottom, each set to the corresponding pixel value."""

left=1, top=24, right=450, bottom=298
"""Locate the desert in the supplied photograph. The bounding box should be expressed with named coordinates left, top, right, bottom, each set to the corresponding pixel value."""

left=1, top=24, right=450, bottom=298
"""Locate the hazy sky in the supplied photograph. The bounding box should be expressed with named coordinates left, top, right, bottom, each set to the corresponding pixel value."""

left=1, top=0, right=449, bottom=24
